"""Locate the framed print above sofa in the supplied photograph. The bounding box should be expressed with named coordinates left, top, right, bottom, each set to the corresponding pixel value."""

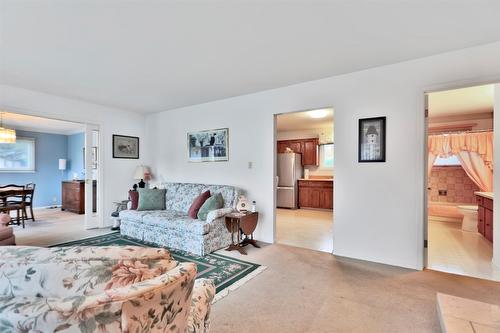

left=188, top=128, right=228, bottom=162
left=113, top=134, right=139, bottom=159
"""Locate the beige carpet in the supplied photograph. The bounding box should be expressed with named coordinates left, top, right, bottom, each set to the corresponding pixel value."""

left=14, top=208, right=111, bottom=246
left=212, top=244, right=500, bottom=333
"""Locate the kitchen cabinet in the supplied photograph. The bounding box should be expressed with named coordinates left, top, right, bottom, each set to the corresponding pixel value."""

left=277, top=138, right=319, bottom=166
left=476, top=194, right=493, bottom=243
left=298, top=180, right=333, bottom=210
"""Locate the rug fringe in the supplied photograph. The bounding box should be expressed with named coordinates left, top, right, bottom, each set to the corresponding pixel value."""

left=212, top=265, right=267, bottom=304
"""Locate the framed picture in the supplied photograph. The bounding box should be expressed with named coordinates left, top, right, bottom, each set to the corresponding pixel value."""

left=113, top=135, right=139, bottom=159
left=358, top=117, right=386, bottom=162
left=188, top=128, right=229, bottom=162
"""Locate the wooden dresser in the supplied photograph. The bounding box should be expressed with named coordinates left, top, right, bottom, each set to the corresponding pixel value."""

left=61, top=180, right=97, bottom=214
left=298, top=179, right=333, bottom=210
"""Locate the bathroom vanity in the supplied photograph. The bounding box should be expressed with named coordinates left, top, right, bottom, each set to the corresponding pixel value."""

left=475, top=192, right=493, bottom=243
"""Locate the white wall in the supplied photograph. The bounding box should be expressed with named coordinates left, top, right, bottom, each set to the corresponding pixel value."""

left=0, top=85, right=146, bottom=224
left=145, top=41, right=500, bottom=270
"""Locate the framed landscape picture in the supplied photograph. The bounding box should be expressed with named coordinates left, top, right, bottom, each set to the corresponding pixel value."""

left=358, top=117, right=386, bottom=163
left=188, top=128, right=228, bottom=162
left=113, top=134, right=139, bottom=159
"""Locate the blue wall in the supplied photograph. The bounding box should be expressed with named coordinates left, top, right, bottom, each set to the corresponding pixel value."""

left=0, top=130, right=68, bottom=207
left=66, top=132, right=84, bottom=180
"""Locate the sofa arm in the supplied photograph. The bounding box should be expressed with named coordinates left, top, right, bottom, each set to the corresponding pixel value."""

left=186, top=278, right=216, bottom=333
left=206, top=207, right=233, bottom=223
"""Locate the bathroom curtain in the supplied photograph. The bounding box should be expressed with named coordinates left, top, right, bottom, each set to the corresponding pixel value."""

left=455, top=151, right=493, bottom=192
left=428, top=131, right=493, bottom=191
left=428, top=153, right=437, bottom=177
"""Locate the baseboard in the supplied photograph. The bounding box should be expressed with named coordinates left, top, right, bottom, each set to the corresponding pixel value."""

left=33, top=205, right=61, bottom=210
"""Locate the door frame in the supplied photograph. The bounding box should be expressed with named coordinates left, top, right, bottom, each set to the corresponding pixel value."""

left=0, top=105, right=105, bottom=228
left=420, top=76, right=500, bottom=270
left=272, top=106, right=335, bottom=251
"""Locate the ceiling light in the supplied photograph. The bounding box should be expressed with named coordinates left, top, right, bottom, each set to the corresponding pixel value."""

left=309, top=109, right=329, bottom=119
left=0, top=113, right=16, bottom=143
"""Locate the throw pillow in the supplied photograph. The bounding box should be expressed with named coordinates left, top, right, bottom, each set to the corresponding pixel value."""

left=137, top=188, right=166, bottom=211
left=197, top=192, right=224, bottom=221
left=188, top=190, right=211, bottom=219
left=128, top=190, right=139, bottom=210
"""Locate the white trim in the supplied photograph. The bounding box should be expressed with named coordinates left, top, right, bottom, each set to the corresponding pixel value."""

left=419, top=74, right=500, bottom=272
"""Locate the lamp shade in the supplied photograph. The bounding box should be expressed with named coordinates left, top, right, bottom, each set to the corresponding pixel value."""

left=134, top=165, right=150, bottom=180
left=58, top=158, right=67, bottom=171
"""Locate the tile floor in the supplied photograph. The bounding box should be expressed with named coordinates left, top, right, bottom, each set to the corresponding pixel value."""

left=14, top=208, right=111, bottom=246
left=428, top=217, right=500, bottom=281
left=275, top=208, right=333, bottom=253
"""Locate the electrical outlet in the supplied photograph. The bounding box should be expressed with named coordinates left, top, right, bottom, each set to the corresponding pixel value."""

left=248, top=161, right=253, bottom=169
left=438, top=190, right=447, bottom=196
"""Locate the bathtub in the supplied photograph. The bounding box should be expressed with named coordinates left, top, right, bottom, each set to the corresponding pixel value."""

left=428, top=201, right=465, bottom=222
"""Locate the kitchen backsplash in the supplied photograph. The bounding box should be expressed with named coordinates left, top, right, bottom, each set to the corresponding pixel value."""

left=428, top=166, right=479, bottom=204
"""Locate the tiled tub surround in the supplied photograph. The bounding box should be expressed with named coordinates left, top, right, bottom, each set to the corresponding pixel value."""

left=428, top=166, right=480, bottom=204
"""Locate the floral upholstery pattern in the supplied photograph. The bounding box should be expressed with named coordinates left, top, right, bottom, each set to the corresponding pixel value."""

left=120, top=182, right=241, bottom=255
left=0, top=246, right=215, bottom=333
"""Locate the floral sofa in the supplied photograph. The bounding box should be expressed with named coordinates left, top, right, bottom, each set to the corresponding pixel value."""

left=120, top=182, right=240, bottom=255
left=0, top=245, right=215, bottom=333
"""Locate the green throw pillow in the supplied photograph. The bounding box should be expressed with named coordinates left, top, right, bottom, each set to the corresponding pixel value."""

left=197, top=193, right=224, bottom=220
left=137, top=188, right=166, bottom=211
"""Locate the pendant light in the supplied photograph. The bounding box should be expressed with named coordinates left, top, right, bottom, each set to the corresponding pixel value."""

left=0, top=112, right=16, bottom=143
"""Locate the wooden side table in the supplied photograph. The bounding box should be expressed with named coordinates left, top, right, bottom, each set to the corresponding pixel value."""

left=225, top=211, right=260, bottom=255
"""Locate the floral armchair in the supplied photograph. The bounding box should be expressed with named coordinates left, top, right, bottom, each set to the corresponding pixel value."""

left=0, top=246, right=215, bottom=333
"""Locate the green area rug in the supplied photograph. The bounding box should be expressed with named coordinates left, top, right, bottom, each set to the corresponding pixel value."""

left=51, top=232, right=266, bottom=301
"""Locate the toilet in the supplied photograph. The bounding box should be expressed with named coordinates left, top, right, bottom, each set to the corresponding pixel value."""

left=457, top=205, right=478, bottom=232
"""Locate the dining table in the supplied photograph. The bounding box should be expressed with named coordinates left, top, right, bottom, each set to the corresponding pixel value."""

left=0, top=187, right=33, bottom=228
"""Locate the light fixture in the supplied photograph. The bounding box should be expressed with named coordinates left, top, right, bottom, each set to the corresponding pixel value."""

left=133, top=165, right=151, bottom=189
left=308, top=109, right=329, bottom=119
left=0, top=112, right=16, bottom=143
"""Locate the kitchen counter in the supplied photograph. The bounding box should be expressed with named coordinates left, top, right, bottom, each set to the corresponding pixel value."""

left=475, top=192, right=494, bottom=200
left=298, top=178, right=333, bottom=181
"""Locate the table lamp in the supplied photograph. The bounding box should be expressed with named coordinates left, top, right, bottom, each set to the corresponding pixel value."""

left=133, top=165, right=151, bottom=189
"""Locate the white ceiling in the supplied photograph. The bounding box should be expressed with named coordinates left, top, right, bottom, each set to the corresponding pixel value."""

left=0, top=112, right=84, bottom=135
left=2, top=1, right=500, bottom=113
left=428, top=84, right=494, bottom=118
left=277, top=108, right=333, bottom=131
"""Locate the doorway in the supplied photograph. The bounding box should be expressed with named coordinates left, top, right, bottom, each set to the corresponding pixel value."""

left=0, top=111, right=106, bottom=246
left=274, top=108, right=334, bottom=253
left=425, top=84, right=500, bottom=281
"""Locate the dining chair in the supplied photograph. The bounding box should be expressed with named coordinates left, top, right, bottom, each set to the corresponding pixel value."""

left=23, top=183, right=35, bottom=221
left=0, top=192, right=27, bottom=229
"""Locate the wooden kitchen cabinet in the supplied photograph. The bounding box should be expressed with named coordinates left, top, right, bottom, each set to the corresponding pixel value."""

left=298, top=180, right=333, bottom=210
left=277, top=138, right=319, bottom=166
left=476, top=195, right=493, bottom=243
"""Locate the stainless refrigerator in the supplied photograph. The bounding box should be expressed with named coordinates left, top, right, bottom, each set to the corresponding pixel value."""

left=277, top=153, right=303, bottom=209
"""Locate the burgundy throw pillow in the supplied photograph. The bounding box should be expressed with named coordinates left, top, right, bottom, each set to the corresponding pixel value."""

left=188, top=190, right=211, bottom=219
left=129, top=190, right=139, bottom=210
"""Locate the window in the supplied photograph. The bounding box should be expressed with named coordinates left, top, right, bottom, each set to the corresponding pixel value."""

left=320, top=143, right=334, bottom=169
left=433, top=155, right=460, bottom=166
left=0, top=137, right=35, bottom=172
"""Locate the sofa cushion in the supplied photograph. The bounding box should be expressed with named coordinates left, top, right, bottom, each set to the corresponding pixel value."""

left=137, top=188, right=166, bottom=211
left=198, top=193, right=224, bottom=221
left=163, top=182, right=240, bottom=213
left=188, top=190, right=211, bottom=219
left=142, top=210, right=212, bottom=234
left=119, top=209, right=152, bottom=223
left=128, top=190, right=139, bottom=210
